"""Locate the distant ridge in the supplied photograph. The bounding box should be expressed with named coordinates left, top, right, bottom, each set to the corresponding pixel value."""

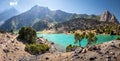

left=0, top=5, right=98, bottom=31
left=51, top=18, right=118, bottom=32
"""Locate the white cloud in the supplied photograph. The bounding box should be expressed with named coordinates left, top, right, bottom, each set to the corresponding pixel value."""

left=9, top=1, right=18, bottom=6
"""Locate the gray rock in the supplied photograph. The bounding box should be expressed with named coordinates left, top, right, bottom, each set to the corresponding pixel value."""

left=88, top=45, right=101, bottom=51
left=18, top=56, right=38, bottom=61
left=74, top=47, right=83, bottom=54
left=106, top=55, right=111, bottom=59
left=82, top=49, right=87, bottom=53
left=110, top=44, right=117, bottom=48
left=110, top=52, right=115, bottom=55
left=105, top=50, right=109, bottom=54
left=3, top=49, right=10, bottom=53
left=71, top=55, right=80, bottom=61
left=97, top=51, right=102, bottom=54
left=89, top=56, right=97, bottom=61
left=15, top=47, right=19, bottom=50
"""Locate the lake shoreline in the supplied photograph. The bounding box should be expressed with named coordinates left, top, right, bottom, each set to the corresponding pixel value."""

left=19, top=40, right=120, bottom=61
left=37, top=33, right=119, bottom=52
left=0, top=32, right=120, bottom=61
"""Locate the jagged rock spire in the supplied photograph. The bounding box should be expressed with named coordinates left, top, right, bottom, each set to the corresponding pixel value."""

left=100, top=10, right=119, bottom=23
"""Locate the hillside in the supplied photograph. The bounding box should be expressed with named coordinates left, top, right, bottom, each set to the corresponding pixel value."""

left=0, top=33, right=30, bottom=61
left=50, top=18, right=117, bottom=33
left=32, top=20, right=49, bottom=31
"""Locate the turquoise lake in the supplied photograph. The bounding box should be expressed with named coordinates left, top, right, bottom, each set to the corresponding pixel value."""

left=37, top=34, right=118, bottom=51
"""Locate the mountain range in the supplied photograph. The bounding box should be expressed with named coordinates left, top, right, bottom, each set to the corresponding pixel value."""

left=0, top=5, right=119, bottom=31
left=0, top=8, right=19, bottom=26
left=51, top=18, right=118, bottom=33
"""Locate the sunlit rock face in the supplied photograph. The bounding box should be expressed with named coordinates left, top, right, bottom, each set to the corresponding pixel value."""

left=100, top=10, right=119, bottom=23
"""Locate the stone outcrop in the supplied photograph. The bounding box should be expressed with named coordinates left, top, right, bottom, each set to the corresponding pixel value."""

left=0, top=33, right=30, bottom=61
left=100, top=10, right=119, bottom=23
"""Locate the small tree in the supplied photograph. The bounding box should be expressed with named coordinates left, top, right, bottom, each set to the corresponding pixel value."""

left=74, top=31, right=97, bottom=47
left=18, top=27, right=37, bottom=44
left=86, top=32, right=97, bottom=45
left=74, top=33, right=84, bottom=47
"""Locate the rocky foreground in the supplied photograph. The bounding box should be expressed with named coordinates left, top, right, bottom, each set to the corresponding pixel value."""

left=0, top=33, right=120, bottom=61
left=0, top=33, right=31, bottom=61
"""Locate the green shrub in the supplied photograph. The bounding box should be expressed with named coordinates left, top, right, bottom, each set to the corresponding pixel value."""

left=116, top=36, right=120, bottom=40
left=74, top=33, right=84, bottom=47
left=18, top=27, right=37, bottom=44
left=66, top=44, right=78, bottom=52
left=25, top=44, right=50, bottom=55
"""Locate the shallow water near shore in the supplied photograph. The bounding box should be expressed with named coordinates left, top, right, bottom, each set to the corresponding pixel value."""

left=37, top=34, right=118, bottom=51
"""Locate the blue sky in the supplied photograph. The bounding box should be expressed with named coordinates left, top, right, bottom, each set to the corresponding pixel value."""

left=0, top=0, right=120, bottom=21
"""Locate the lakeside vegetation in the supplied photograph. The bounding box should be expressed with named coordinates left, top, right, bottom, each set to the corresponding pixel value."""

left=25, top=44, right=49, bottom=55
left=96, top=24, right=120, bottom=35
left=66, top=31, right=97, bottom=52
left=66, top=44, right=78, bottom=52
left=74, top=32, right=97, bottom=46
left=1, top=23, right=120, bottom=53
left=18, top=27, right=37, bottom=44
left=95, top=24, right=120, bottom=40
left=18, top=27, right=50, bottom=55
left=66, top=24, right=120, bottom=52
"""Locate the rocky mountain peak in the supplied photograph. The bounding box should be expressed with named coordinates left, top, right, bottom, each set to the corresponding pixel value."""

left=100, top=10, right=119, bottom=23
left=30, top=5, right=49, bottom=12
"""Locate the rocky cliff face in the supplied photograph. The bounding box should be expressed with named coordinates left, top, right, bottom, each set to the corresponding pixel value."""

left=100, top=10, right=119, bottom=23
